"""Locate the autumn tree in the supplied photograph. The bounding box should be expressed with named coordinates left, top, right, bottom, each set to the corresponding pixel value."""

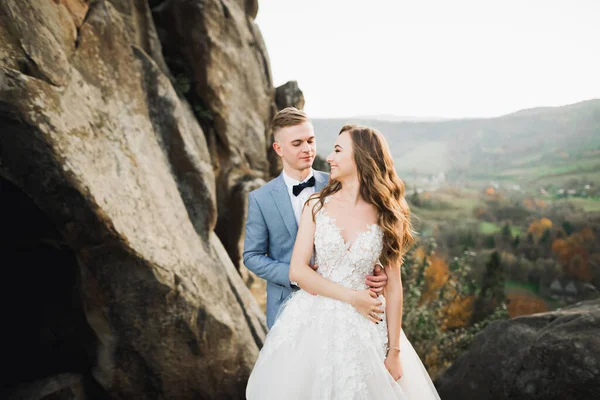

left=552, top=227, right=595, bottom=281
left=422, top=254, right=449, bottom=303
left=527, top=217, right=553, bottom=241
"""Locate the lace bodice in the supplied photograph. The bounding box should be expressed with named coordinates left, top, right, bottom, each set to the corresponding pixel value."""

left=314, top=197, right=384, bottom=290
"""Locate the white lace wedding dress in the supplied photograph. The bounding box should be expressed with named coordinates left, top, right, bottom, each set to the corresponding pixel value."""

left=246, top=198, right=441, bottom=399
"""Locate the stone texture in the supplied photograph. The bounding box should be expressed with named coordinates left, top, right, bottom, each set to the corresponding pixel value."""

left=109, top=0, right=171, bottom=76
left=57, top=0, right=90, bottom=28
left=151, top=0, right=276, bottom=269
left=275, top=80, right=305, bottom=111
left=435, top=299, right=600, bottom=400
left=0, top=0, right=266, bottom=398
left=4, top=374, right=87, bottom=400
left=245, top=0, right=259, bottom=19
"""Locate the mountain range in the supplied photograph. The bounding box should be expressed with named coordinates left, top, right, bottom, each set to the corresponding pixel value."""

left=312, top=99, right=600, bottom=188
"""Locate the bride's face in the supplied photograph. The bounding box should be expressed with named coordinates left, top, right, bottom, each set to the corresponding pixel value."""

left=326, top=131, right=356, bottom=181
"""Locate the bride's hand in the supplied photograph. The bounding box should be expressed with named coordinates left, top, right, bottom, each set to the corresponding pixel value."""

left=385, top=351, right=403, bottom=381
left=350, top=290, right=384, bottom=323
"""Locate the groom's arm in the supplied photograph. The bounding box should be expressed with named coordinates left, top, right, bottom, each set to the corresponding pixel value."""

left=243, top=192, right=292, bottom=289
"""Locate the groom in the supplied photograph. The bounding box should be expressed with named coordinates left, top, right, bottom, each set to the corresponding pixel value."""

left=243, top=107, right=387, bottom=329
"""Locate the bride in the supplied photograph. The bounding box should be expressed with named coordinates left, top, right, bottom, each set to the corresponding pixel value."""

left=246, top=125, right=441, bottom=399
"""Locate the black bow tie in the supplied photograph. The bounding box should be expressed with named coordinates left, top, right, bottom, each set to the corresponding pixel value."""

left=292, top=176, right=316, bottom=196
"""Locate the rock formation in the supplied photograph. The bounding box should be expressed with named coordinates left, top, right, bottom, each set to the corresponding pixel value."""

left=275, top=80, right=305, bottom=111
left=150, top=0, right=276, bottom=269
left=435, top=299, right=600, bottom=400
left=0, top=0, right=270, bottom=398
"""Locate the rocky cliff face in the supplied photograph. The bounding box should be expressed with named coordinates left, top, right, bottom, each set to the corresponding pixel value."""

left=435, top=299, right=600, bottom=400
left=150, top=0, right=276, bottom=270
left=0, top=0, right=272, bottom=398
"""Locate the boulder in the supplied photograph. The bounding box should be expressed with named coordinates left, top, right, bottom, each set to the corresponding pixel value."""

left=275, top=80, right=305, bottom=111
left=435, top=299, right=600, bottom=400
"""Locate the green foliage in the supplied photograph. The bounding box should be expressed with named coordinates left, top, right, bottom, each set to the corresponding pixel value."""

left=162, top=55, right=215, bottom=124
left=562, top=220, right=575, bottom=236
left=540, top=228, right=552, bottom=245
left=483, top=235, right=496, bottom=249
left=479, top=221, right=501, bottom=234
left=409, top=190, right=422, bottom=207
left=173, top=73, right=192, bottom=97
left=526, top=232, right=534, bottom=244
left=512, top=234, right=520, bottom=249
left=193, top=103, right=214, bottom=122
left=484, top=201, right=531, bottom=223
left=472, top=251, right=505, bottom=323
left=437, top=303, right=509, bottom=364
left=460, top=230, right=475, bottom=250
left=565, top=197, right=600, bottom=212
left=401, top=240, right=508, bottom=377
left=501, top=222, right=513, bottom=243
left=408, top=191, right=453, bottom=210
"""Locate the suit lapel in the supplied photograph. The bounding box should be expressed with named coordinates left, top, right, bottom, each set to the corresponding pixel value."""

left=270, top=173, right=298, bottom=240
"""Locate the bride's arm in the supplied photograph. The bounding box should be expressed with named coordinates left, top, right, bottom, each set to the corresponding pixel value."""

left=289, top=199, right=383, bottom=324
left=383, top=259, right=404, bottom=380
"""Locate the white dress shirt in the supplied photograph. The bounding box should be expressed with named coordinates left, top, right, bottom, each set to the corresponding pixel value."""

left=282, top=168, right=315, bottom=225
left=283, top=169, right=315, bottom=287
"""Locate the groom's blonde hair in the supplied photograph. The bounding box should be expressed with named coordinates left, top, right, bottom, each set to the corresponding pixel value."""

left=271, top=107, right=310, bottom=142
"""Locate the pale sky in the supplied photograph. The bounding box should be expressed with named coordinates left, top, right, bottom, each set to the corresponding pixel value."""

left=256, top=0, right=600, bottom=119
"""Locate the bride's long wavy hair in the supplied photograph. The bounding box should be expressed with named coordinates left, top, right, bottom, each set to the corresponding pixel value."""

left=311, top=124, right=415, bottom=267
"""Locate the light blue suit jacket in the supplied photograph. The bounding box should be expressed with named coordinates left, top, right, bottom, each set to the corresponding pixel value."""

left=243, top=170, right=329, bottom=328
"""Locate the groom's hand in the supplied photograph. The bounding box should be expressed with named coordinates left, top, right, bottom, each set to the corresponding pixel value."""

left=366, top=264, right=387, bottom=295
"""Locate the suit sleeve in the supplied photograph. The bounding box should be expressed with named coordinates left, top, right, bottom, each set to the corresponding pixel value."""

left=243, top=192, right=292, bottom=289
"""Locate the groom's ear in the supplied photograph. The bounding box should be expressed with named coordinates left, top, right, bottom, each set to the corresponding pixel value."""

left=273, top=141, right=283, bottom=157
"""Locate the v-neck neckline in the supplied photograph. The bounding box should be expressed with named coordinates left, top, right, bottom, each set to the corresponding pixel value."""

left=320, top=205, right=378, bottom=253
